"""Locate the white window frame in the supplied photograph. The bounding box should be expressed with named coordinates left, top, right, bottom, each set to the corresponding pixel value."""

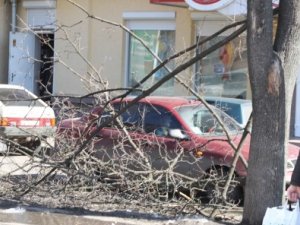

left=123, top=11, right=176, bottom=87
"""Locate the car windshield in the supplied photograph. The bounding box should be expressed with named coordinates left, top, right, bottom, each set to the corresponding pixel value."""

left=176, top=104, right=241, bottom=135
left=0, top=88, right=44, bottom=107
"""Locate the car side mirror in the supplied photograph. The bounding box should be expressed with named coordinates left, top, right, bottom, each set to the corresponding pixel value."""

left=169, top=129, right=189, bottom=140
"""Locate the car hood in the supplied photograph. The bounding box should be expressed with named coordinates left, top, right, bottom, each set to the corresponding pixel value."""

left=188, top=133, right=251, bottom=158
left=189, top=132, right=299, bottom=159
left=187, top=133, right=299, bottom=177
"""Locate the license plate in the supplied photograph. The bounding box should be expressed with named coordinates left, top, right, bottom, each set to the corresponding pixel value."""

left=20, top=120, right=40, bottom=126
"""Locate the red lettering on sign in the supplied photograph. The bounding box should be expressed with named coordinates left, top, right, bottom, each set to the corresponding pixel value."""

left=193, top=0, right=220, bottom=4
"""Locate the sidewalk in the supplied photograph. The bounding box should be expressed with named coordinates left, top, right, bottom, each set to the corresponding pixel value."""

left=0, top=206, right=225, bottom=225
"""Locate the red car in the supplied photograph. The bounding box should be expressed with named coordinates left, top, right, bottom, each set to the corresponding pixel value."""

left=57, top=96, right=299, bottom=201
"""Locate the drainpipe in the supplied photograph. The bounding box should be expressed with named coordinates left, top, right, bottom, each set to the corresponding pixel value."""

left=11, top=0, right=17, bottom=33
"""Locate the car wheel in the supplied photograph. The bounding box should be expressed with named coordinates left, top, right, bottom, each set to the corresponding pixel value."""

left=203, top=166, right=244, bottom=205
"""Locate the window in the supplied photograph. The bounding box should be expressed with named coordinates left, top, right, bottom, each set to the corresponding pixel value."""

left=113, top=102, right=181, bottom=135
left=119, top=103, right=144, bottom=130
left=193, top=21, right=248, bottom=99
left=176, top=105, right=240, bottom=135
left=0, top=88, right=44, bottom=107
left=124, top=12, right=176, bottom=95
left=144, top=105, right=182, bottom=135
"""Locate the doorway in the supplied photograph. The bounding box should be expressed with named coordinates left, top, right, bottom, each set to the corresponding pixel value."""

left=38, top=33, right=54, bottom=101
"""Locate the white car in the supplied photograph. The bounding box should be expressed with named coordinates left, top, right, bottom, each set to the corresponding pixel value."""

left=0, top=84, right=56, bottom=155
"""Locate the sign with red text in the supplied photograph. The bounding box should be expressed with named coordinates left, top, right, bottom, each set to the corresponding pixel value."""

left=185, top=0, right=234, bottom=11
left=150, top=0, right=279, bottom=12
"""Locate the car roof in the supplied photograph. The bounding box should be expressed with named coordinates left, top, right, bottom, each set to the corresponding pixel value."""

left=114, top=96, right=201, bottom=110
left=204, top=96, right=252, bottom=105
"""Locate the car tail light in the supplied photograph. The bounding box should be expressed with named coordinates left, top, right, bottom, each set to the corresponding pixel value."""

left=0, top=118, right=9, bottom=126
left=0, top=118, right=56, bottom=127
left=41, top=118, right=56, bottom=127
left=50, top=118, right=56, bottom=127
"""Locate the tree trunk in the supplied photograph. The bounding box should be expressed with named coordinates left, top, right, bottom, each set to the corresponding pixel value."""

left=274, top=0, right=300, bottom=145
left=243, top=0, right=300, bottom=224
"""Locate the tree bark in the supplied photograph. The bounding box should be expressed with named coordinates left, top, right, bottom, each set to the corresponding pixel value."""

left=274, top=0, right=300, bottom=146
left=243, top=0, right=300, bottom=224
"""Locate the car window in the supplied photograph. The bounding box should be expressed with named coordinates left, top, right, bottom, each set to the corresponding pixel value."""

left=117, top=103, right=144, bottom=130
left=176, top=105, right=240, bottom=135
left=96, top=103, right=144, bottom=129
left=0, top=88, right=44, bottom=107
left=194, top=109, right=217, bottom=133
left=144, top=104, right=182, bottom=135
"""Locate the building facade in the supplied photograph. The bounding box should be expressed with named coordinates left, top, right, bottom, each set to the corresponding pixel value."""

left=0, top=0, right=299, bottom=137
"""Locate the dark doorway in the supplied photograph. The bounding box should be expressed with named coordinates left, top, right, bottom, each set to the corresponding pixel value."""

left=38, top=33, right=54, bottom=101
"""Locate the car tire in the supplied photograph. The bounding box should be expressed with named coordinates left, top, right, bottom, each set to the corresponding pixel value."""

left=203, top=166, right=244, bottom=205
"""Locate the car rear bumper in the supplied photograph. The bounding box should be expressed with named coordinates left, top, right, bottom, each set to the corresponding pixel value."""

left=0, top=126, right=56, bottom=153
left=0, top=126, right=56, bottom=138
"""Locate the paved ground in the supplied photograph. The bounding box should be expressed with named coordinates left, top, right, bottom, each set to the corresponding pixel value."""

left=0, top=157, right=230, bottom=225
left=0, top=207, right=225, bottom=225
left=0, top=138, right=298, bottom=225
left=0, top=156, right=48, bottom=176
left=0, top=155, right=66, bottom=177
